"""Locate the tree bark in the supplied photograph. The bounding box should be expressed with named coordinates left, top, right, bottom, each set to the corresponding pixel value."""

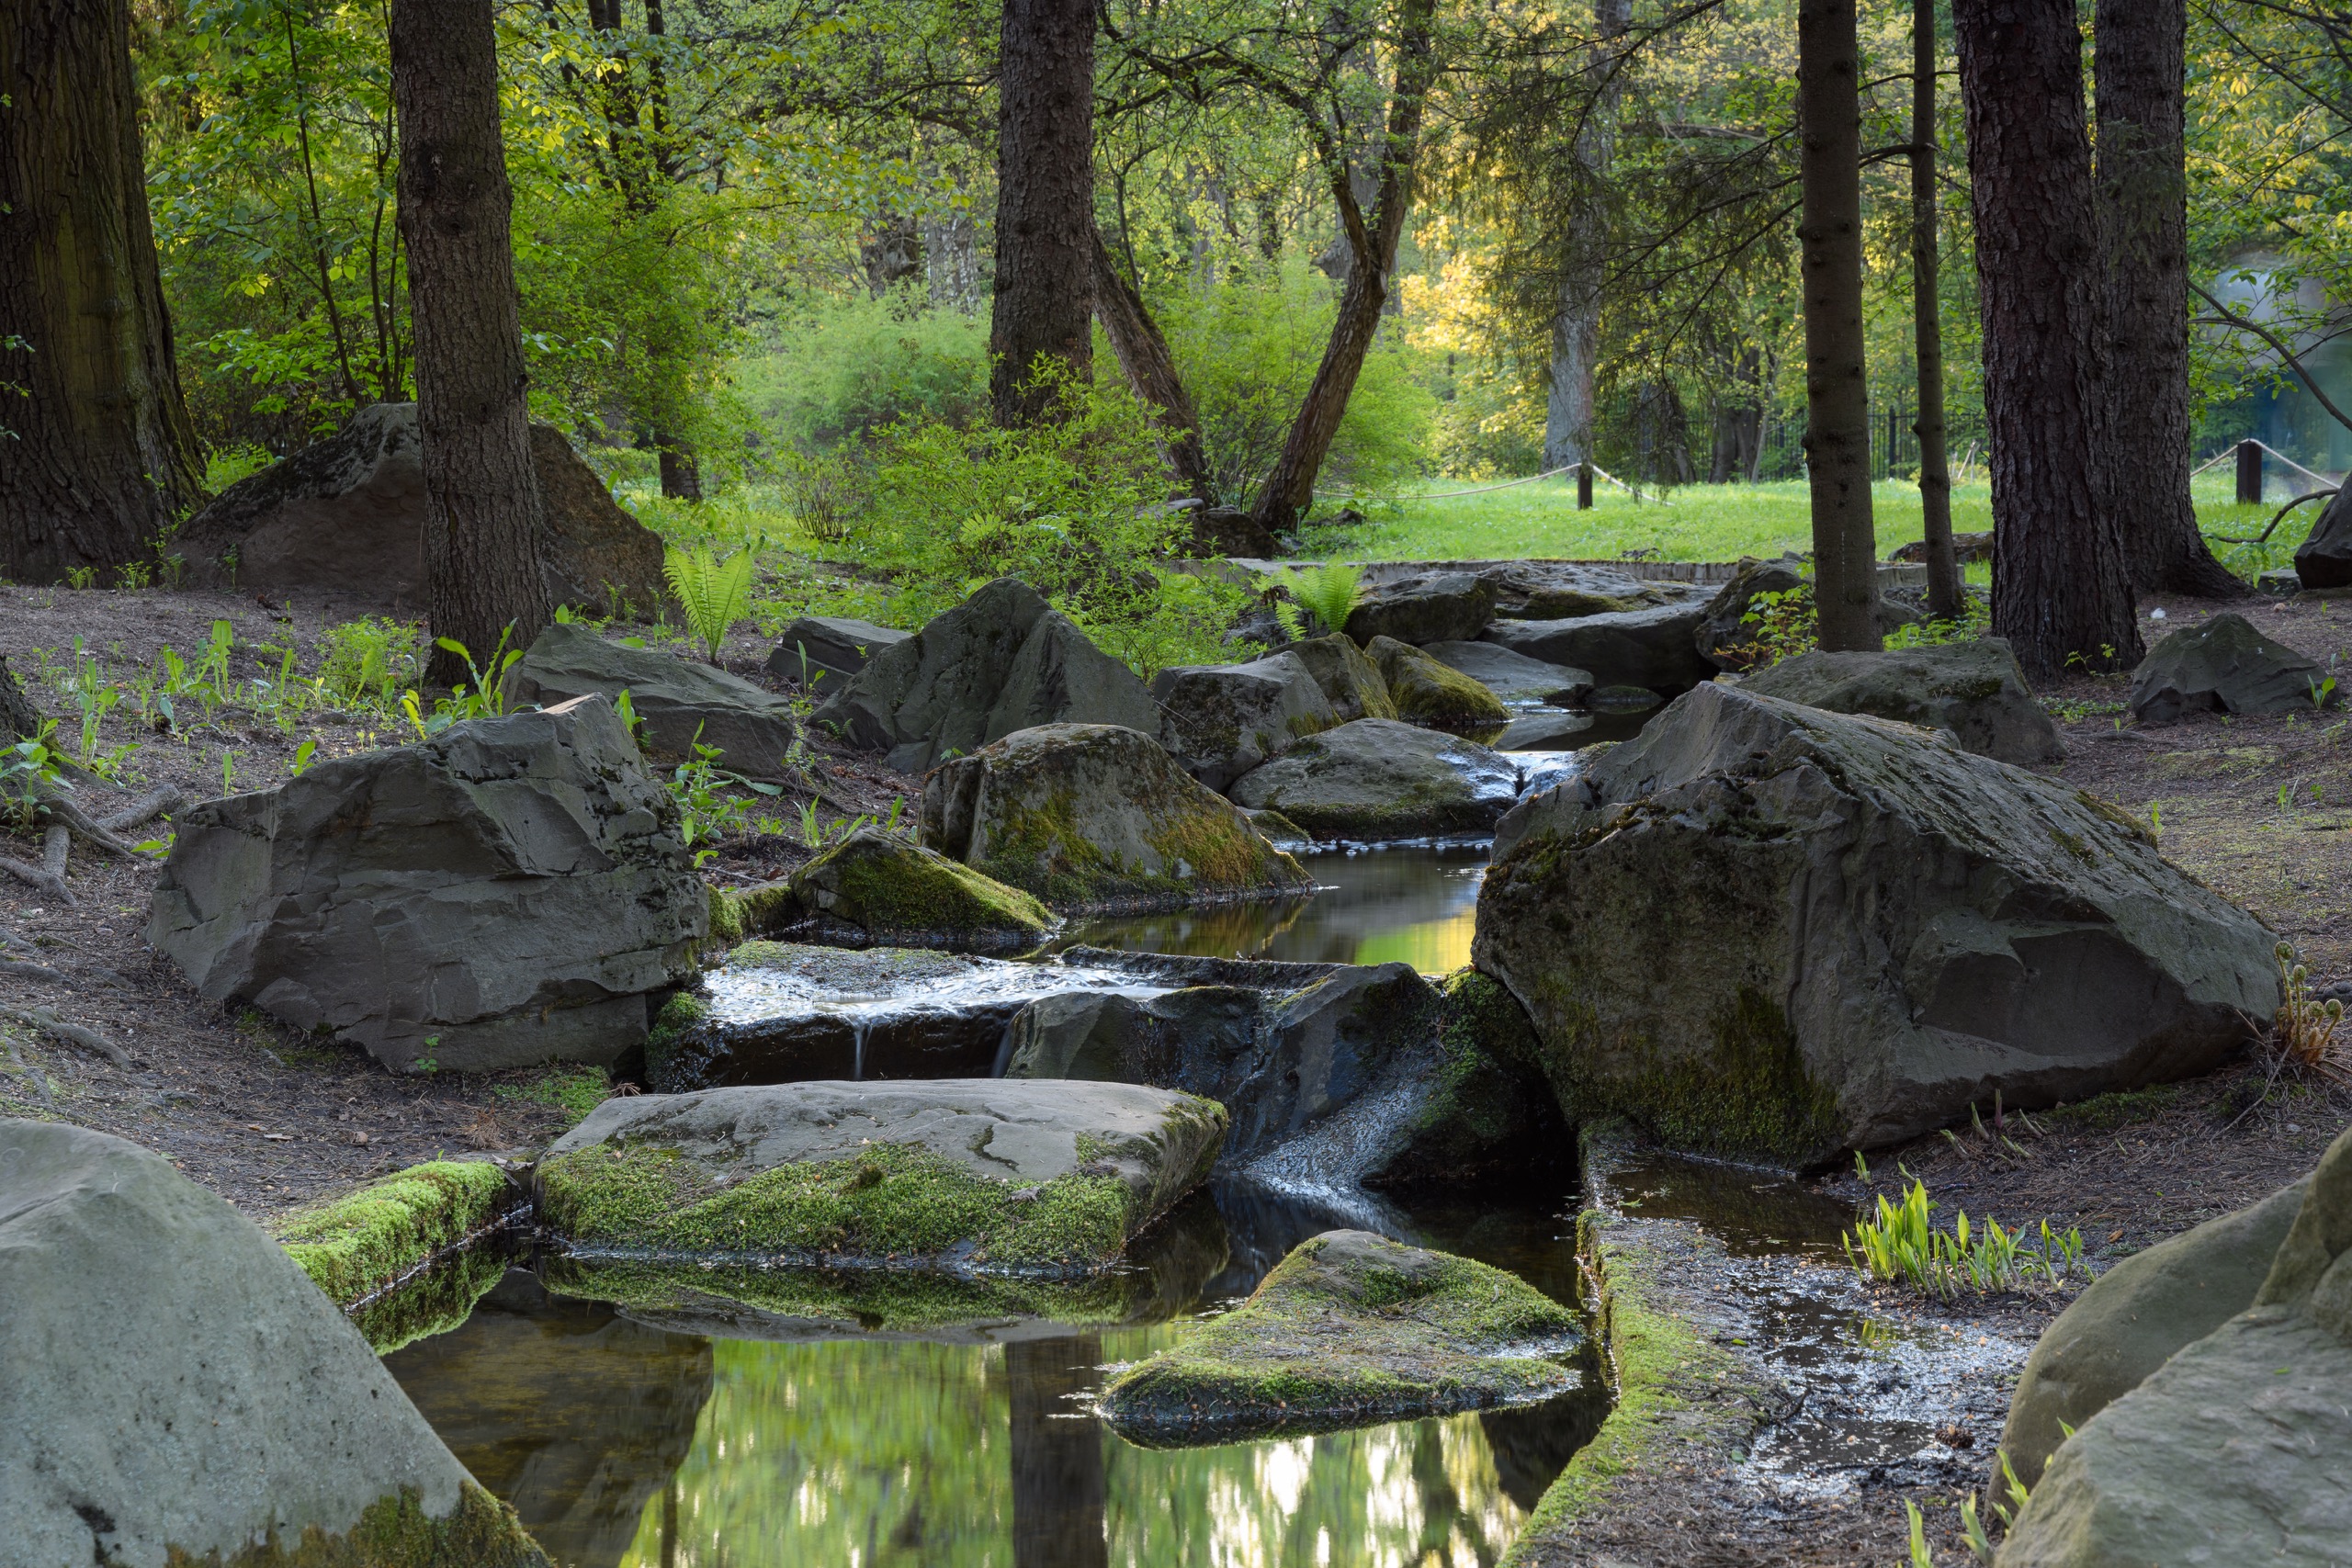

left=0, top=0, right=207, bottom=583
left=1954, top=0, right=2143, bottom=676
left=990, top=0, right=1095, bottom=425
left=1912, top=0, right=1962, bottom=619
left=2097, top=0, right=2244, bottom=597
left=1797, top=0, right=1882, bottom=652
left=391, top=0, right=550, bottom=685
left=1, top=654, right=46, bottom=743
left=1250, top=0, right=1442, bottom=532
left=1544, top=0, right=1633, bottom=471
left=1091, top=226, right=1212, bottom=501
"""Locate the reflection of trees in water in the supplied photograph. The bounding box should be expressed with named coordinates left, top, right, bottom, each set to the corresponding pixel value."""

left=1007, top=1336, right=1108, bottom=1568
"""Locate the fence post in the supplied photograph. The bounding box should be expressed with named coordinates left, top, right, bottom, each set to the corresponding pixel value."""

left=1577, top=462, right=1593, bottom=511
left=2236, top=439, right=2264, bottom=505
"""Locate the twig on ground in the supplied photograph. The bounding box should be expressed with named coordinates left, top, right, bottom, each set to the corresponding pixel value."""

left=96, top=785, right=181, bottom=836
left=1, top=1005, right=131, bottom=1068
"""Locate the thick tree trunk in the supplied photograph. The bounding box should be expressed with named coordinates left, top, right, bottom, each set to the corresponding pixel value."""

left=0, top=0, right=206, bottom=582
left=1250, top=0, right=1442, bottom=532
left=2097, top=0, right=2244, bottom=598
left=1544, top=0, right=1633, bottom=471
left=989, top=0, right=1094, bottom=425
left=1091, top=226, right=1212, bottom=501
left=1797, top=0, right=1882, bottom=652
left=391, top=0, right=550, bottom=685
left=1955, top=0, right=2143, bottom=676
left=1912, top=0, right=1962, bottom=620
left=1006, top=1335, right=1107, bottom=1568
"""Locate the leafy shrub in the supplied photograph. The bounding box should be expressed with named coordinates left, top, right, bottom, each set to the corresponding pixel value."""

left=1843, top=1177, right=2086, bottom=1299
left=319, top=616, right=422, bottom=712
left=740, top=288, right=989, bottom=453
left=204, top=443, right=277, bottom=491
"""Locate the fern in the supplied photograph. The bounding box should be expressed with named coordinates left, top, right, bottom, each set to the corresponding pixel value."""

left=663, top=542, right=759, bottom=663
left=1274, top=560, right=1363, bottom=642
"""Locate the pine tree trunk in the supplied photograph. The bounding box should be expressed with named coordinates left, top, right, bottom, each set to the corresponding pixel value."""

left=1007, top=1335, right=1107, bottom=1568
left=1091, top=226, right=1212, bottom=502
left=1250, top=0, right=1441, bottom=533
left=391, top=0, right=550, bottom=685
left=1797, top=0, right=1882, bottom=652
left=989, top=0, right=1094, bottom=426
left=1954, top=0, right=2143, bottom=676
left=0, top=0, right=207, bottom=582
left=1913, top=0, right=1962, bottom=620
left=2097, top=0, right=2244, bottom=598
left=1543, top=0, right=1633, bottom=471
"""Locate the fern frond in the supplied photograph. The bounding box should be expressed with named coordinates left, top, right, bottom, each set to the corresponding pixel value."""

left=1275, top=561, right=1363, bottom=642
left=663, top=543, right=758, bottom=662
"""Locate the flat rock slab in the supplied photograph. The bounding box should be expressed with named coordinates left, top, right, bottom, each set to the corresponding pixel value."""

left=1483, top=602, right=1716, bottom=694
left=1227, top=717, right=1521, bottom=840
left=1342, top=571, right=1498, bottom=646
left=0, top=1120, right=545, bottom=1567
left=1098, top=1229, right=1579, bottom=1444
left=535, top=1078, right=1227, bottom=1276
left=1739, top=637, right=2065, bottom=768
left=1420, top=640, right=1595, bottom=705
left=764, top=615, right=909, bottom=693
left=505, top=622, right=802, bottom=778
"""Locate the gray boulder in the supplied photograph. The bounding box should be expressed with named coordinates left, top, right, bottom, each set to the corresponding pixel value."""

left=1993, top=1177, right=2309, bottom=1492
left=1420, top=640, right=1595, bottom=705
left=812, top=576, right=1159, bottom=773
left=1227, top=717, right=1521, bottom=840
left=1483, top=602, right=1717, bottom=694
left=505, top=621, right=802, bottom=777
left=763, top=615, right=909, bottom=694
left=730, top=826, right=1053, bottom=953
left=1739, top=637, right=2066, bottom=768
left=150, top=694, right=707, bottom=1073
left=1285, top=633, right=1397, bottom=722
left=1343, top=571, right=1498, bottom=646
left=1152, top=649, right=1340, bottom=790
left=2294, top=485, right=2352, bottom=590
left=922, top=722, right=1310, bottom=910
left=533, top=1078, right=1228, bottom=1275
left=1368, top=635, right=1510, bottom=727
left=2128, top=612, right=2335, bottom=723
left=1997, top=1129, right=2352, bottom=1567
left=1495, top=710, right=1597, bottom=750
left=0, top=1121, right=547, bottom=1566
left=176, top=402, right=665, bottom=618
left=1693, top=556, right=1804, bottom=671
left=1476, top=683, right=2279, bottom=1166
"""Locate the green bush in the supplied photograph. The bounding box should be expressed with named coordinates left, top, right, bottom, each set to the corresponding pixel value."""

left=739, top=287, right=989, bottom=453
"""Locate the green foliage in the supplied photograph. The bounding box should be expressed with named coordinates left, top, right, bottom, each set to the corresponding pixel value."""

left=665, top=737, right=784, bottom=864
left=0, top=723, right=67, bottom=831
left=2272, top=940, right=2349, bottom=1079
left=1736, top=585, right=1818, bottom=667
left=274, top=1160, right=515, bottom=1306
left=738, top=288, right=989, bottom=453
left=400, top=632, right=519, bottom=739
left=490, top=1066, right=613, bottom=1130
left=318, top=615, right=422, bottom=713
left=1274, top=559, right=1363, bottom=641
left=663, top=542, right=760, bottom=663
left=1843, top=1178, right=2086, bottom=1300
left=204, top=442, right=276, bottom=491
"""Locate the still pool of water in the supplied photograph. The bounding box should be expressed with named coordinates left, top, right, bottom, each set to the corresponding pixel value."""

left=385, top=1185, right=1600, bottom=1568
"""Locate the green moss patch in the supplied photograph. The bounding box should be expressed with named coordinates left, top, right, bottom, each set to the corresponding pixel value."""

left=348, top=1245, right=511, bottom=1356
left=792, top=829, right=1053, bottom=943
left=490, top=1066, right=611, bottom=1129
left=163, top=1480, right=548, bottom=1567
left=274, top=1161, right=519, bottom=1307
left=1372, top=970, right=1566, bottom=1190
left=2046, top=1082, right=2186, bottom=1131
left=541, top=1251, right=1141, bottom=1333
left=1370, top=636, right=1510, bottom=727
left=1100, top=1229, right=1579, bottom=1445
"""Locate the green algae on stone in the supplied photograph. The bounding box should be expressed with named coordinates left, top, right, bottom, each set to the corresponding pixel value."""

left=540, top=1251, right=1141, bottom=1334
left=275, top=1161, right=519, bottom=1307
left=347, top=1245, right=512, bottom=1357
left=1099, top=1229, right=1578, bottom=1444
left=788, top=827, right=1053, bottom=948
left=705, top=883, right=744, bottom=951
left=1367, top=635, right=1510, bottom=727
left=161, top=1480, right=549, bottom=1568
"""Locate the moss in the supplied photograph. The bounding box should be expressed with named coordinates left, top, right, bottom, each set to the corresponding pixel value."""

left=2047, top=1083, right=2185, bottom=1131
left=978, top=780, right=1301, bottom=911
left=644, top=991, right=708, bottom=1083
left=347, top=1245, right=510, bottom=1356
left=1100, top=1231, right=1577, bottom=1444
left=1369, top=636, right=1510, bottom=727
left=795, top=831, right=1052, bottom=938
left=274, top=1161, right=517, bottom=1307
left=489, top=1066, right=610, bottom=1129
left=541, top=1251, right=1139, bottom=1331
left=162, top=1480, right=548, bottom=1567
left=728, top=881, right=801, bottom=940
left=705, top=883, right=744, bottom=950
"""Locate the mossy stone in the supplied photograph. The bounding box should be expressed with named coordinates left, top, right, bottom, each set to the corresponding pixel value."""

left=755, top=827, right=1052, bottom=951
left=275, top=1161, right=518, bottom=1307
left=159, top=1481, right=548, bottom=1567
left=1367, top=635, right=1510, bottom=726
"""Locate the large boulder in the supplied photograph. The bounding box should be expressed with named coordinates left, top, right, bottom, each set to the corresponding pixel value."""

left=1739, top=637, right=2066, bottom=768
left=1997, top=1129, right=2352, bottom=1568
left=1367, top=635, right=1510, bottom=727
left=1343, top=571, right=1498, bottom=646
left=1475, top=683, right=2279, bottom=1166
left=730, top=827, right=1053, bottom=953
left=1693, top=556, right=1804, bottom=671
left=2128, top=612, right=2335, bottom=723
left=532, top=1078, right=1228, bottom=1275
left=504, top=621, right=802, bottom=777
left=1227, top=717, right=1521, bottom=840
left=2293, top=484, right=2352, bottom=590
left=1993, top=1177, right=2310, bottom=1493
left=1419, top=640, right=1595, bottom=705
left=175, top=402, right=665, bottom=617
left=922, top=722, right=1310, bottom=910
left=0, top=1121, right=548, bottom=1566
left=1482, top=602, right=1717, bottom=694
left=1283, top=633, right=1398, bottom=722
left=762, top=615, right=909, bottom=694
left=1099, top=1230, right=1577, bottom=1443
left=1891, top=530, right=1995, bottom=566
left=811, top=576, right=1158, bottom=773
left=1152, top=649, right=1340, bottom=790
left=150, top=694, right=707, bottom=1073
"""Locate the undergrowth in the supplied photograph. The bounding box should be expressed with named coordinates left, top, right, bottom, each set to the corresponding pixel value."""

left=1844, top=1175, right=2085, bottom=1300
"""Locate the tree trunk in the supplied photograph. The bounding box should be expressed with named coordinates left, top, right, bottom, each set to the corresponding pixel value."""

left=860, top=213, right=924, bottom=296
left=1250, top=0, right=1442, bottom=532
left=989, top=0, right=1094, bottom=425
left=1544, top=0, right=1633, bottom=472
left=1912, top=0, right=1962, bottom=619
left=391, top=0, right=550, bottom=685
left=1, top=654, right=46, bottom=743
left=1091, top=225, right=1212, bottom=501
left=1954, top=0, right=2143, bottom=676
left=1797, top=0, right=1882, bottom=652
left=1006, top=1336, right=1107, bottom=1568
left=2097, top=0, right=2244, bottom=598
left=0, top=0, right=207, bottom=583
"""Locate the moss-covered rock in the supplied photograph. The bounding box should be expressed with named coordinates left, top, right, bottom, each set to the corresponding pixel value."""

left=1286, top=633, right=1398, bottom=721
left=726, top=827, right=1053, bottom=953
left=921, top=722, right=1311, bottom=911
left=1100, top=1229, right=1578, bottom=1444
left=534, top=1078, right=1227, bottom=1276
left=348, top=1246, right=512, bottom=1357
left=275, top=1160, right=520, bottom=1307
left=1227, top=717, right=1521, bottom=840
left=1365, top=971, right=1567, bottom=1191
left=1368, top=635, right=1510, bottom=727
left=153, top=1481, right=548, bottom=1567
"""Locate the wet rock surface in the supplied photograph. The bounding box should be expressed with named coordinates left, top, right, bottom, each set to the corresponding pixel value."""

left=1151, top=649, right=1339, bottom=790
left=1099, top=1229, right=1580, bottom=1443
left=1477, top=682, right=2279, bottom=1165
left=150, top=694, right=707, bottom=1073
left=734, top=827, right=1052, bottom=953
left=1420, top=639, right=1595, bottom=705
left=1739, top=637, right=2066, bottom=768
left=2128, top=610, right=2335, bottom=723
left=0, top=1120, right=547, bottom=1567
left=1483, top=601, right=1717, bottom=694
left=505, top=621, right=802, bottom=776
left=1227, top=717, right=1521, bottom=840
